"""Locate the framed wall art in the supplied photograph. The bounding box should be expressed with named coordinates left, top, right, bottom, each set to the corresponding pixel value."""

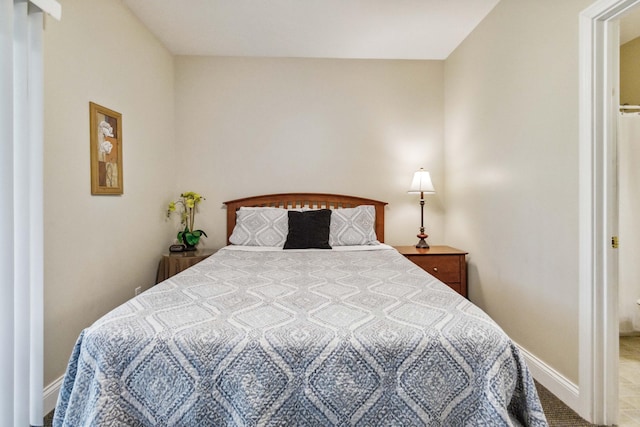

left=89, top=102, right=123, bottom=195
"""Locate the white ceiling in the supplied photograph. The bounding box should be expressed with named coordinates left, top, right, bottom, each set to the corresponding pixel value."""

left=122, top=0, right=500, bottom=60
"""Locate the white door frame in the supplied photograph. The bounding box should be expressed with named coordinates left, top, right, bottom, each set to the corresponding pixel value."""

left=579, top=0, right=639, bottom=424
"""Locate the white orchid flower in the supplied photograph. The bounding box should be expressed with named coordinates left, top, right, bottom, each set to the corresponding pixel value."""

left=99, top=121, right=114, bottom=137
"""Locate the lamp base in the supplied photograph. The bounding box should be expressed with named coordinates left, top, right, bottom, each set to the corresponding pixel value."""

left=415, top=233, right=429, bottom=249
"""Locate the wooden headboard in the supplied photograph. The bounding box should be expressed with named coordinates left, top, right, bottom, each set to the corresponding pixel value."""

left=223, top=193, right=388, bottom=243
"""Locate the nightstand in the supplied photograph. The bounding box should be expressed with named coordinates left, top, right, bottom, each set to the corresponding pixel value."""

left=394, top=245, right=468, bottom=297
left=156, top=248, right=216, bottom=283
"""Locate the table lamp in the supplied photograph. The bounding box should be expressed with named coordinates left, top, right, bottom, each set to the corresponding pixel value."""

left=408, top=168, right=435, bottom=248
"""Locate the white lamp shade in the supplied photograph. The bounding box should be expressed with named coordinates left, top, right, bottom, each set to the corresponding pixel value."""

left=408, top=168, right=435, bottom=193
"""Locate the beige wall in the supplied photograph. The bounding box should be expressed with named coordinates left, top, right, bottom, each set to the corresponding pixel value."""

left=444, top=0, right=593, bottom=383
left=621, top=36, right=640, bottom=105
left=175, top=56, right=445, bottom=248
left=42, top=0, right=596, bottom=393
left=43, top=0, right=176, bottom=385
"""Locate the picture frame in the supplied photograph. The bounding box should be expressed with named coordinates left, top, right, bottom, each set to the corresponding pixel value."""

left=89, top=102, right=123, bottom=195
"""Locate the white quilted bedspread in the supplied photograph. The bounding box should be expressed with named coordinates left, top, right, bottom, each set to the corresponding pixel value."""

left=54, top=246, right=547, bottom=426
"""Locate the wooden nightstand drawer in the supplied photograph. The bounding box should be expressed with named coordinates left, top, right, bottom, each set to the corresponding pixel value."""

left=406, top=255, right=461, bottom=283
left=394, top=245, right=468, bottom=297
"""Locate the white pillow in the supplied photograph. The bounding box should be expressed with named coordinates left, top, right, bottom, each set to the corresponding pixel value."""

left=329, top=205, right=378, bottom=246
left=229, top=208, right=288, bottom=247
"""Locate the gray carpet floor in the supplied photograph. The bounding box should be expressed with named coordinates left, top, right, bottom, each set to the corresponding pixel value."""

left=535, top=381, right=604, bottom=426
left=43, top=410, right=53, bottom=426
left=42, top=382, right=601, bottom=426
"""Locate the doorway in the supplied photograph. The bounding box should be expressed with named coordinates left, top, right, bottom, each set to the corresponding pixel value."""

left=618, top=14, right=640, bottom=422
left=579, top=0, right=640, bottom=425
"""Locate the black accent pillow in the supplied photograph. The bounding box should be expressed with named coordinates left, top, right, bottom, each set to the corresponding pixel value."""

left=284, top=209, right=332, bottom=249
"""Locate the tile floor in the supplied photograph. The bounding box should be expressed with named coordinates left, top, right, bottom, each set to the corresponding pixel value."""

left=619, top=336, right=640, bottom=426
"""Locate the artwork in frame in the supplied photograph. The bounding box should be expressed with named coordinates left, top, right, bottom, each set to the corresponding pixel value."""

left=89, top=102, right=123, bottom=195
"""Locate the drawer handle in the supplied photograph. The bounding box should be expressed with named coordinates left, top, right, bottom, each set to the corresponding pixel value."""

left=433, top=267, right=438, bottom=272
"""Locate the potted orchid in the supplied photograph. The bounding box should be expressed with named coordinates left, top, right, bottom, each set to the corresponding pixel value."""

left=166, top=191, right=207, bottom=250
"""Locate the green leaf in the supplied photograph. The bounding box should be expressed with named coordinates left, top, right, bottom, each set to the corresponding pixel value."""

left=185, top=233, right=199, bottom=246
left=177, top=226, right=207, bottom=247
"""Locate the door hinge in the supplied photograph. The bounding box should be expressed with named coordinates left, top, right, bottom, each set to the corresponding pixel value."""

left=612, top=236, right=619, bottom=249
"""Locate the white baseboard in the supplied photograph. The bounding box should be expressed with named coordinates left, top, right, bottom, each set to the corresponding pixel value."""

left=43, top=375, right=63, bottom=415
left=516, top=342, right=581, bottom=414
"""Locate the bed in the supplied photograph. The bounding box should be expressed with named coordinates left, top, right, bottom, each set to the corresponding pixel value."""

left=54, top=193, right=548, bottom=426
